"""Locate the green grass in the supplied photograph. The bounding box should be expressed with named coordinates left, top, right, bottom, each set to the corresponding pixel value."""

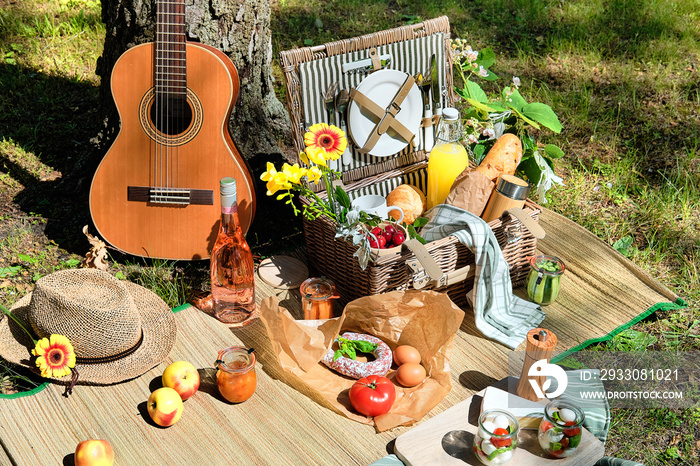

left=1, top=0, right=699, bottom=462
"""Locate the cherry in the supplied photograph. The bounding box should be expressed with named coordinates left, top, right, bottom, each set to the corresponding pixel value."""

left=377, top=235, right=387, bottom=249
left=371, top=227, right=383, bottom=237
left=384, top=224, right=396, bottom=236
left=369, top=237, right=379, bottom=248
left=383, top=229, right=393, bottom=243
left=392, top=232, right=405, bottom=246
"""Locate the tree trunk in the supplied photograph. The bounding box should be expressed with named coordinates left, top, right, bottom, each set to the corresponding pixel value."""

left=96, top=0, right=289, bottom=163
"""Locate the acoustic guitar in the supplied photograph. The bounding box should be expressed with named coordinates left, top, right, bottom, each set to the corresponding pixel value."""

left=89, top=0, right=255, bottom=260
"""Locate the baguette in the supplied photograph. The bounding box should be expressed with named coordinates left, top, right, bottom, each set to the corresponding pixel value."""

left=474, top=133, right=522, bottom=182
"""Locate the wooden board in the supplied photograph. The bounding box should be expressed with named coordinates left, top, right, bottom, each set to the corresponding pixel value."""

left=394, top=385, right=604, bottom=466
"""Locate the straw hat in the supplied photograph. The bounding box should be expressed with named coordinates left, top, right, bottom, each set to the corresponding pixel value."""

left=0, top=268, right=176, bottom=385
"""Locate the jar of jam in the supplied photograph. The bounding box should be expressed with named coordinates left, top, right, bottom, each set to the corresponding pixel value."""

left=216, top=346, right=256, bottom=403
left=300, top=277, right=339, bottom=320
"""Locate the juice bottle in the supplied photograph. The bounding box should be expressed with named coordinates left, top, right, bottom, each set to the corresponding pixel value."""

left=426, top=107, right=469, bottom=209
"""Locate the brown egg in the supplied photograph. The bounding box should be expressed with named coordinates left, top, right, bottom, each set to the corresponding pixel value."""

left=393, top=345, right=421, bottom=366
left=395, top=363, right=426, bottom=387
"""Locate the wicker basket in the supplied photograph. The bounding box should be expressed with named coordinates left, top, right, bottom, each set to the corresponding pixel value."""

left=279, top=17, right=542, bottom=306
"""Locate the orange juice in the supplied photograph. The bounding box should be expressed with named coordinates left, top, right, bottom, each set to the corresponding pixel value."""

left=426, top=141, right=469, bottom=209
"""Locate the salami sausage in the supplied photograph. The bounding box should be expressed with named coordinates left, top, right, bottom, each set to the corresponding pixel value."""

left=321, top=332, right=393, bottom=379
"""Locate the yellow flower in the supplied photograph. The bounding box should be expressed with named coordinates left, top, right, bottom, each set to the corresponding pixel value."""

left=304, top=123, right=346, bottom=161
left=301, top=146, right=327, bottom=167
left=32, top=334, right=76, bottom=378
left=282, top=163, right=307, bottom=185
left=260, top=162, right=292, bottom=196
left=306, top=166, right=323, bottom=184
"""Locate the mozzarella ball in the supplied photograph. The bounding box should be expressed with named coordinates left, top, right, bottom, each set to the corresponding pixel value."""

left=559, top=408, right=576, bottom=423
left=493, top=414, right=510, bottom=430
left=481, top=439, right=497, bottom=456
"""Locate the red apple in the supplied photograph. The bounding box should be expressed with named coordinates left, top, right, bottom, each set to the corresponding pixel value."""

left=162, top=361, right=200, bottom=401
left=74, top=439, right=114, bottom=466
left=147, top=387, right=184, bottom=427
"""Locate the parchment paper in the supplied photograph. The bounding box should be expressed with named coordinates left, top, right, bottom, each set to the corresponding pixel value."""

left=259, top=290, right=465, bottom=431
left=445, top=169, right=495, bottom=216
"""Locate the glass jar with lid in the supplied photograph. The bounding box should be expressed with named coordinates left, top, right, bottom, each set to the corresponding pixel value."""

left=216, top=346, right=256, bottom=403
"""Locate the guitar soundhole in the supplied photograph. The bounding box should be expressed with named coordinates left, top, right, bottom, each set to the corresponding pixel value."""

left=150, top=94, right=193, bottom=135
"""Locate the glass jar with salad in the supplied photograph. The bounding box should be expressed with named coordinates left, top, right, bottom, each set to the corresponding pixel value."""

left=526, top=255, right=566, bottom=305
left=473, top=409, right=519, bottom=465
left=538, top=400, right=585, bottom=458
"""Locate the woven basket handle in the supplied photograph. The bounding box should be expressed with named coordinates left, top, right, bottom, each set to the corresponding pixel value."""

left=404, top=239, right=474, bottom=290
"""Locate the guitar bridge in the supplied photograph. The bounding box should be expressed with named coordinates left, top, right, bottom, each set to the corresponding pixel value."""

left=127, top=186, right=214, bottom=206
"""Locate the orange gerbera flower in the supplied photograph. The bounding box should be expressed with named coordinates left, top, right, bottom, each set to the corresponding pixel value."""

left=32, top=334, right=76, bottom=378
left=304, top=123, right=347, bottom=161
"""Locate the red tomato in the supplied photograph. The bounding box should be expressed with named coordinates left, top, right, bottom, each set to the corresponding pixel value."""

left=563, top=420, right=581, bottom=437
left=348, top=375, right=396, bottom=417
left=540, top=420, right=553, bottom=433
left=490, top=427, right=512, bottom=448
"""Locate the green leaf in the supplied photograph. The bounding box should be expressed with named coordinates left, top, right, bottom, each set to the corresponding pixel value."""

left=511, top=107, right=541, bottom=129
left=476, top=47, right=496, bottom=69
left=522, top=103, right=563, bottom=133
left=413, top=217, right=429, bottom=229
left=465, top=80, right=488, bottom=103
left=503, top=88, right=528, bottom=112
left=17, top=253, right=37, bottom=264
left=613, top=236, right=633, bottom=255
left=62, top=258, right=81, bottom=267
left=479, top=69, right=499, bottom=81
left=353, top=340, right=378, bottom=353
left=333, top=349, right=343, bottom=361
left=335, top=186, right=351, bottom=209
left=0, top=266, right=21, bottom=278
left=569, top=433, right=582, bottom=448
left=544, top=144, right=565, bottom=159
left=466, top=98, right=498, bottom=114
left=550, top=441, right=563, bottom=451
left=472, top=144, right=486, bottom=164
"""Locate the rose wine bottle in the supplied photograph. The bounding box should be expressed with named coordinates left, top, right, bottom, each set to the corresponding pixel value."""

left=210, top=177, right=257, bottom=325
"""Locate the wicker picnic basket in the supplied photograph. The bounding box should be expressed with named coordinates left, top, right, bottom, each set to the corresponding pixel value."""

left=279, top=17, right=541, bottom=306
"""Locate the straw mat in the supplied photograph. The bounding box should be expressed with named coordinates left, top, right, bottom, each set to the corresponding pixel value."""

left=0, top=208, right=684, bottom=465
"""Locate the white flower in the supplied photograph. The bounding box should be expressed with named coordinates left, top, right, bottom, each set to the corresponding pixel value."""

left=513, top=76, right=521, bottom=87
left=482, top=128, right=495, bottom=139
left=466, top=46, right=478, bottom=63
left=467, top=134, right=479, bottom=144
left=478, top=65, right=488, bottom=77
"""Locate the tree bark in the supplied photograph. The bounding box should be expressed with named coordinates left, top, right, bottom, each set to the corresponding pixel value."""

left=96, top=0, right=289, bottom=163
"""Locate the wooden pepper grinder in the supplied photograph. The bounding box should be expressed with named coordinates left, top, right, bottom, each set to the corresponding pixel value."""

left=516, top=328, right=558, bottom=401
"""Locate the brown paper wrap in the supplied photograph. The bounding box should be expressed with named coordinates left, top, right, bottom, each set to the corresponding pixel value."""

left=259, top=290, right=465, bottom=432
left=445, top=169, right=495, bottom=216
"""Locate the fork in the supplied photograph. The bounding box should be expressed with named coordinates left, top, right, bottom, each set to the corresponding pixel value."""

left=323, top=82, right=339, bottom=170
left=419, top=68, right=434, bottom=152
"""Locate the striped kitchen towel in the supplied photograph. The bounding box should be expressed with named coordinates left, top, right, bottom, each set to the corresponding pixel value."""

left=422, top=204, right=545, bottom=349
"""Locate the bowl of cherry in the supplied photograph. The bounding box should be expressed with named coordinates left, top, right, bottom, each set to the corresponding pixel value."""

left=367, top=222, right=407, bottom=256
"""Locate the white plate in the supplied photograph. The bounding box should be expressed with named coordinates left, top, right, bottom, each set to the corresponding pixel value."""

left=348, top=69, right=421, bottom=157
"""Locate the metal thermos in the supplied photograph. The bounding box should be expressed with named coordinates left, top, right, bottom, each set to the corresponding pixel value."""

left=481, top=174, right=530, bottom=222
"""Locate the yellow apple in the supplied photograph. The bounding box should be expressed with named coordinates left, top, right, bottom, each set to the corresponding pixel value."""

left=147, top=387, right=184, bottom=427
left=162, top=360, right=200, bottom=401
left=74, top=439, right=114, bottom=466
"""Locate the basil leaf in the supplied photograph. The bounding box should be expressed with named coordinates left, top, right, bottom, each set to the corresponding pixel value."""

left=569, top=433, right=582, bottom=448
left=353, top=340, right=378, bottom=353
left=345, top=345, right=356, bottom=360
left=333, top=349, right=342, bottom=361
left=550, top=441, right=563, bottom=451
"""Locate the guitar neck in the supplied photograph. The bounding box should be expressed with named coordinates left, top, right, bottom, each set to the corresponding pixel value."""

left=155, top=0, right=187, bottom=98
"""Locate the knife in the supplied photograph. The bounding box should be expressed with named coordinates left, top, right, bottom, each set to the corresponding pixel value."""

left=419, top=70, right=434, bottom=152
left=430, top=54, right=442, bottom=123
left=342, top=55, right=392, bottom=74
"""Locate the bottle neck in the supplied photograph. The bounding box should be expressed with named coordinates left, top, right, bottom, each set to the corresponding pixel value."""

left=437, top=119, right=462, bottom=143
left=220, top=199, right=240, bottom=233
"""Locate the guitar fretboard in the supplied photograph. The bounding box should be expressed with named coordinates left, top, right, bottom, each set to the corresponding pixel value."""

left=155, top=0, right=186, bottom=97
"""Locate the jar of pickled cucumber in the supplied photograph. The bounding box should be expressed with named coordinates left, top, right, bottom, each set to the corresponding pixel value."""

left=526, top=255, right=565, bottom=306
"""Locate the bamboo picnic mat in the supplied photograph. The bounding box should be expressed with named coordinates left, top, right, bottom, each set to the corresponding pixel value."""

left=0, top=208, right=684, bottom=465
